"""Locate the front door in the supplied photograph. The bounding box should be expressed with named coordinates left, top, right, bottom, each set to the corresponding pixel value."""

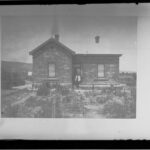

left=73, top=64, right=82, bottom=85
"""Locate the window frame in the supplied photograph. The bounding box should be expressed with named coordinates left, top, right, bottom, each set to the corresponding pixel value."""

left=48, top=63, right=56, bottom=78
left=108, top=64, right=116, bottom=77
left=97, top=64, right=105, bottom=78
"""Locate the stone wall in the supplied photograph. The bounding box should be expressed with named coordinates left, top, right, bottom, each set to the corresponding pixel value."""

left=81, top=64, right=97, bottom=84
left=32, top=42, right=72, bottom=84
left=80, top=63, right=119, bottom=84
left=31, top=41, right=120, bottom=85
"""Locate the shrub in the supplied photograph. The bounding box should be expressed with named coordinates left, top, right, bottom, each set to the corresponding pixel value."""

left=37, top=82, right=50, bottom=96
left=58, top=85, right=71, bottom=96
left=2, top=103, right=19, bottom=118
left=70, top=102, right=83, bottom=113
left=92, top=90, right=102, bottom=96
left=96, top=95, right=108, bottom=104
left=102, top=100, right=127, bottom=118
left=84, top=91, right=93, bottom=98
left=17, top=104, right=44, bottom=118
left=124, top=92, right=136, bottom=118
left=102, top=90, right=136, bottom=118
left=62, top=95, right=72, bottom=103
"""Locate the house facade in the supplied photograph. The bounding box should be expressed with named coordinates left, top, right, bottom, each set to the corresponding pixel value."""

left=29, top=36, right=122, bottom=87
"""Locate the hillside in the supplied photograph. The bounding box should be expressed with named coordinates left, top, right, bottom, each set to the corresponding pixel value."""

left=1, top=60, right=32, bottom=73
left=1, top=61, right=32, bottom=89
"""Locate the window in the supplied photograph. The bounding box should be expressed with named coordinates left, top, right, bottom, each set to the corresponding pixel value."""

left=98, top=64, right=104, bottom=77
left=109, top=64, right=116, bottom=73
left=28, top=72, right=32, bottom=76
left=108, top=64, right=116, bottom=77
left=48, top=64, right=55, bottom=77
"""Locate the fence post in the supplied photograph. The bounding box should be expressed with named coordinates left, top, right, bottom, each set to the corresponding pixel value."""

left=52, top=98, right=55, bottom=118
left=60, top=96, right=63, bottom=118
left=82, top=101, right=84, bottom=118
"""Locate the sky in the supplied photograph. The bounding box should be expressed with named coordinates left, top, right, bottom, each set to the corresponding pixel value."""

left=1, top=5, right=137, bottom=72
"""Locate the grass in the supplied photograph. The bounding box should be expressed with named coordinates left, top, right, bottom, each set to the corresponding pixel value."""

left=1, top=85, right=136, bottom=118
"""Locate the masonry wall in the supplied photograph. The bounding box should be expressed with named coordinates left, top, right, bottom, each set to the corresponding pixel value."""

left=81, top=64, right=97, bottom=84
left=32, top=42, right=73, bottom=85
left=73, top=55, right=120, bottom=84
left=80, top=63, right=119, bottom=84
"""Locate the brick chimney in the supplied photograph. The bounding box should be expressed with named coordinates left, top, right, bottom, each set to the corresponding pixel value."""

left=54, top=34, right=59, bottom=41
left=95, top=35, right=100, bottom=43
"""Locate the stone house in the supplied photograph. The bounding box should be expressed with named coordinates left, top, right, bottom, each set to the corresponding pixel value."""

left=29, top=35, right=122, bottom=87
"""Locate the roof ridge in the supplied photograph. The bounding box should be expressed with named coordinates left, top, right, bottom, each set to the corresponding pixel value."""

left=29, top=37, right=75, bottom=55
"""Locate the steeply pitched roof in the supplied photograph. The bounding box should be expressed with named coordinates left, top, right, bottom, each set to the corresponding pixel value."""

left=29, top=37, right=76, bottom=55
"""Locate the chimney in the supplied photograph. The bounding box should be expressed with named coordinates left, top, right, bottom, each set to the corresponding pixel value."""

left=54, top=34, right=59, bottom=41
left=95, top=35, right=100, bottom=43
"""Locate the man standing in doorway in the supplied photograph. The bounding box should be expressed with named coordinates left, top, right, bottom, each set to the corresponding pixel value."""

left=75, top=68, right=81, bottom=89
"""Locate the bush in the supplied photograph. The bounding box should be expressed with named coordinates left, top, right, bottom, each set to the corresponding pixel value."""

left=96, top=95, right=108, bottom=104
left=58, top=85, right=71, bottom=96
left=17, top=104, right=44, bottom=118
left=62, top=95, right=73, bottom=103
left=103, top=100, right=127, bottom=118
left=2, top=103, right=19, bottom=118
left=37, top=82, right=50, bottom=96
left=92, top=90, right=102, bottom=96
left=84, top=91, right=93, bottom=98
left=124, top=91, right=136, bottom=118
left=102, top=89, right=136, bottom=118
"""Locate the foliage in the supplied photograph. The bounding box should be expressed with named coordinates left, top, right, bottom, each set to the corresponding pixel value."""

left=57, top=85, right=71, bottom=96
left=2, top=103, right=19, bottom=118
left=36, top=81, right=50, bottom=96
left=95, top=95, right=108, bottom=104
left=102, top=100, right=126, bottom=118
left=119, top=72, right=136, bottom=86
left=102, top=87, right=136, bottom=118
left=2, top=84, right=136, bottom=118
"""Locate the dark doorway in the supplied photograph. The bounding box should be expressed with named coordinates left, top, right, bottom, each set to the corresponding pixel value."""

left=73, top=64, right=82, bottom=87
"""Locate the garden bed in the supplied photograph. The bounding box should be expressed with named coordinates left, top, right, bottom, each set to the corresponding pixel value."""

left=1, top=84, right=136, bottom=118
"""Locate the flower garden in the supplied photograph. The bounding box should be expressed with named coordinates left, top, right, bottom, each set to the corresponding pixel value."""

left=1, top=82, right=136, bottom=118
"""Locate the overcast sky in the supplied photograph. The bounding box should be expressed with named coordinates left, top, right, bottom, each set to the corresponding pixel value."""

left=1, top=5, right=137, bottom=72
